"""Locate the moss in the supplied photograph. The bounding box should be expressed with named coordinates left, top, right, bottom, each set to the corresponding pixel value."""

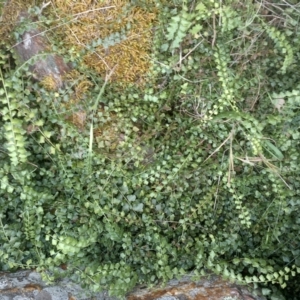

left=0, top=0, right=28, bottom=43
left=51, top=0, right=158, bottom=86
left=40, top=74, right=60, bottom=91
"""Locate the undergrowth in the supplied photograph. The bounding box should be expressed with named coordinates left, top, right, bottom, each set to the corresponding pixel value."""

left=0, top=1, right=300, bottom=299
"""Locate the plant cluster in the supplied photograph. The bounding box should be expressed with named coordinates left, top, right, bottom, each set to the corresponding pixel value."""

left=0, top=0, right=300, bottom=299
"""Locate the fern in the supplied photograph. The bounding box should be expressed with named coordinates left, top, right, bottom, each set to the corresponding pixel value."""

left=84, top=31, right=128, bottom=54
left=0, top=69, right=29, bottom=166
left=219, top=5, right=242, bottom=33
left=4, top=119, right=28, bottom=166
left=166, top=7, right=194, bottom=50
left=213, top=46, right=238, bottom=113
left=261, top=20, right=294, bottom=74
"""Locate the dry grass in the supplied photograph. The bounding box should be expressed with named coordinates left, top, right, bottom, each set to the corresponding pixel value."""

left=50, top=0, right=158, bottom=85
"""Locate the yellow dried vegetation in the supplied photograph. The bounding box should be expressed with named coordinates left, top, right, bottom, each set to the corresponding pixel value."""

left=64, top=70, right=94, bottom=99
left=40, top=74, right=61, bottom=91
left=0, top=0, right=30, bottom=43
left=61, top=70, right=94, bottom=130
left=51, top=0, right=158, bottom=85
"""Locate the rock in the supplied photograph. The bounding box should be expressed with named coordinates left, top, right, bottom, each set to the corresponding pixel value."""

left=35, top=290, right=52, bottom=300
left=0, top=270, right=267, bottom=300
left=13, top=11, right=71, bottom=90
left=129, top=275, right=266, bottom=300
left=0, top=269, right=116, bottom=300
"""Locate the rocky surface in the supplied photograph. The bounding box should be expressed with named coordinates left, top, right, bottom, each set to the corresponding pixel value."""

left=129, top=276, right=266, bottom=300
left=14, top=11, right=71, bottom=90
left=0, top=270, right=267, bottom=300
left=0, top=270, right=103, bottom=300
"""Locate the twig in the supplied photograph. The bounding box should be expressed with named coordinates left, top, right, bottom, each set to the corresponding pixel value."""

left=73, top=6, right=115, bottom=18
left=203, top=132, right=233, bottom=164
left=212, top=11, right=217, bottom=47
left=175, top=39, right=204, bottom=67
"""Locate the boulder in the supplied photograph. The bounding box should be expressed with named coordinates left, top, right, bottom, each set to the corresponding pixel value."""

left=13, top=11, right=71, bottom=90
left=0, top=270, right=266, bottom=300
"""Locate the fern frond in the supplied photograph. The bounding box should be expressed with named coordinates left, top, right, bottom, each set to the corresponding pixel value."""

left=166, top=8, right=194, bottom=50
left=4, top=118, right=28, bottom=166
left=261, top=21, right=294, bottom=73
left=0, top=69, right=29, bottom=166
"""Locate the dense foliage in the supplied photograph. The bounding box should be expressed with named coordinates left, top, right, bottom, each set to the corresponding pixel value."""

left=0, top=0, right=300, bottom=299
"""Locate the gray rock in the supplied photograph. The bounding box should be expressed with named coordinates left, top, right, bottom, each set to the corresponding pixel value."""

left=0, top=270, right=267, bottom=300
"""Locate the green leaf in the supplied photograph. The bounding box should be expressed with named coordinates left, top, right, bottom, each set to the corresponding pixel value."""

left=266, top=273, right=274, bottom=281
left=133, top=203, right=144, bottom=212
left=259, top=275, right=265, bottom=282
left=281, top=282, right=287, bottom=289
left=263, top=140, right=284, bottom=160
left=262, top=288, right=271, bottom=296
left=127, top=195, right=136, bottom=202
